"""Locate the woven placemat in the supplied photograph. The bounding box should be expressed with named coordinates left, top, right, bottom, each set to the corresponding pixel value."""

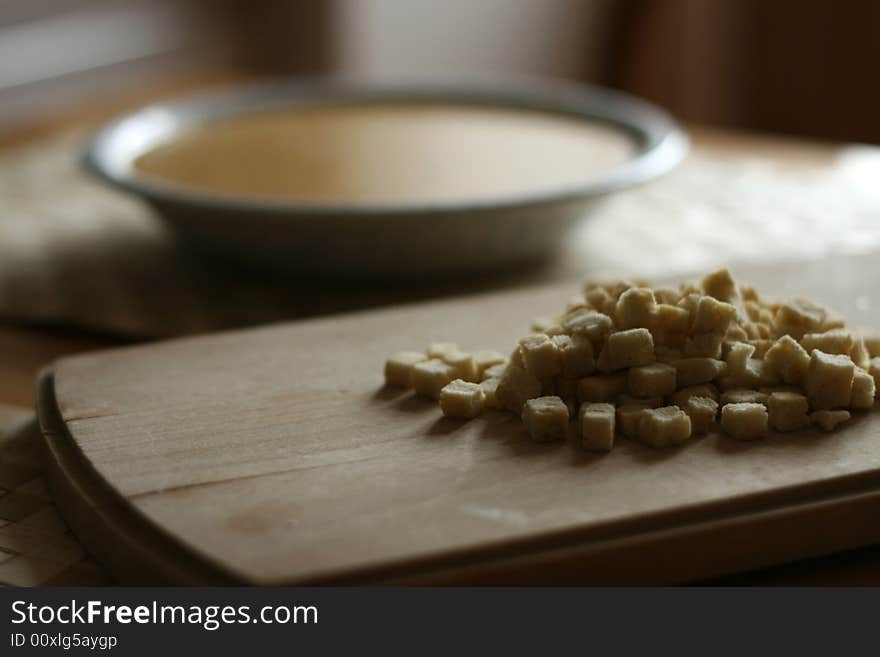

left=2, top=133, right=880, bottom=339
left=0, top=406, right=111, bottom=585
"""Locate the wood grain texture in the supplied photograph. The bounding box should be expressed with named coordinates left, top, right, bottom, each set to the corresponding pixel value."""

left=40, top=254, right=880, bottom=584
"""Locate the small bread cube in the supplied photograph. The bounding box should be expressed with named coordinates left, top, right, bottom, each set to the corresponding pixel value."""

left=427, top=342, right=459, bottom=359
left=739, top=284, right=760, bottom=302
left=683, top=332, right=725, bottom=358
left=655, top=304, right=691, bottom=333
left=800, top=329, right=854, bottom=357
left=483, top=363, right=508, bottom=381
left=584, top=285, right=612, bottom=310
left=412, top=359, right=456, bottom=399
left=725, top=323, right=749, bottom=342
left=637, top=406, right=692, bottom=447
left=724, top=341, right=755, bottom=377
left=691, top=296, right=738, bottom=334
left=442, top=350, right=479, bottom=382
left=523, top=396, right=569, bottom=442
left=509, top=345, right=526, bottom=369
left=805, top=349, right=855, bottom=410
left=774, top=298, right=828, bottom=340
left=617, top=393, right=663, bottom=408
left=654, top=287, right=681, bottom=305
left=670, top=384, right=720, bottom=406
left=810, top=409, right=851, bottom=432
left=616, top=401, right=656, bottom=439
left=764, top=335, right=811, bottom=385
left=863, top=335, right=880, bottom=358
left=597, top=328, right=655, bottom=372
left=721, top=389, right=769, bottom=406
left=870, top=358, right=880, bottom=396
left=439, top=379, right=485, bottom=419
left=682, top=396, right=718, bottom=435
left=615, top=287, right=657, bottom=329
left=518, top=333, right=562, bottom=378
left=561, top=309, right=614, bottom=346
left=655, top=345, right=683, bottom=363
left=577, top=373, right=628, bottom=403
left=628, top=362, right=677, bottom=397
left=767, top=392, right=810, bottom=432
left=480, top=377, right=500, bottom=409
left=384, top=351, right=427, bottom=387
left=579, top=402, right=616, bottom=451
left=557, top=333, right=596, bottom=379
left=701, top=268, right=737, bottom=302
left=850, top=338, right=871, bottom=369
left=850, top=368, right=876, bottom=410
left=495, top=364, right=542, bottom=414
left=671, top=357, right=727, bottom=387
left=473, top=350, right=507, bottom=380
left=720, top=402, right=768, bottom=440
left=743, top=300, right=762, bottom=322
left=749, top=339, right=774, bottom=359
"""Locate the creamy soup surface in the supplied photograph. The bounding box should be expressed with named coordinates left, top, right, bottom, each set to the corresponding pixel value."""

left=134, top=103, right=638, bottom=205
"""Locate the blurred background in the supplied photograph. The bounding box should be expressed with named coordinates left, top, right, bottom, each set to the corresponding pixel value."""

left=2, top=0, right=879, bottom=144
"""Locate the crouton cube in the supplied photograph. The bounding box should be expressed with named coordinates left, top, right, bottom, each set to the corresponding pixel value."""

left=721, top=389, right=769, bottom=406
left=805, top=349, right=855, bottom=410
left=439, top=379, right=485, bottom=419
left=427, top=342, right=459, bottom=359
left=850, top=338, right=871, bottom=369
left=691, top=296, right=738, bottom=334
left=810, top=409, right=851, bottom=432
left=655, top=345, right=683, bottom=363
left=597, top=328, right=655, bottom=371
left=850, top=368, right=876, bottom=410
left=561, top=309, right=614, bottom=346
left=628, top=362, right=677, bottom=397
left=764, top=335, right=811, bottom=385
left=749, top=339, right=774, bottom=359
left=384, top=351, right=427, bottom=387
left=683, top=332, right=725, bottom=358
left=863, top=335, right=880, bottom=358
left=725, top=324, right=749, bottom=342
left=441, top=350, right=479, bottom=382
left=577, top=373, right=628, bottom=403
left=682, top=396, right=718, bottom=435
left=724, top=341, right=756, bottom=377
left=654, top=303, right=690, bottom=332
left=557, top=333, right=596, bottom=378
left=523, top=396, right=570, bottom=442
left=616, top=401, right=656, bottom=439
left=720, top=402, right=768, bottom=440
left=480, top=377, right=500, bottom=409
left=774, top=298, right=829, bottom=340
left=495, top=364, right=542, bottom=414
left=870, top=357, right=880, bottom=396
left=615, top=287, right=657, bottom=329
left=800, top=329, right=854, bottom=356
left=584, top=286, right=613, bottom=310
left=670, top=384, right=720, bottom=406
left=654, top=287, right=681, bottom=305
left=518, top=333, right=562, bottom=379
left=739, top=284, right=760, bottom=302
left=671, top=357, right=727, bottom=387
left=767, top=392, right=810, bottom=432
left=637, top=406, right=692, bottom=447
left=701, top=268, right=737, bottom=302
left=473, top=350, right=507, bottom=380
left=483, top=363, right=507, bottom=381
left=579, top=402, right=616, bottom=451
left=412, top=359, right=456, bottom=399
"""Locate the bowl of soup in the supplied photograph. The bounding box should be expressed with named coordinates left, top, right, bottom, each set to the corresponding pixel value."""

left=84, top=78, right=687, bottom=276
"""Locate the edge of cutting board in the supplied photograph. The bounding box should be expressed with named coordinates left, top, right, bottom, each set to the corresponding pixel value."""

left=37, top=367, right=880, bottom=585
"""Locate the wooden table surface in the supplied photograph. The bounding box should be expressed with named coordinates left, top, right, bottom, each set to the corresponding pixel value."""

left=2, top=74, right=880, bottom=585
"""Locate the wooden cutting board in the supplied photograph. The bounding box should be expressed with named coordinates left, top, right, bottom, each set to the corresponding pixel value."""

left=37, top=254, right=880, bottom=585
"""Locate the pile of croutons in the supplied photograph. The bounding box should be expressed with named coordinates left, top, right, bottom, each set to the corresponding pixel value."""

left=384, top=269, right=880, bottom=450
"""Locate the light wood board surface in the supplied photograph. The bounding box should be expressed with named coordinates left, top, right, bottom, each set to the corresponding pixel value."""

left=39, top=253, right=880, bottom=584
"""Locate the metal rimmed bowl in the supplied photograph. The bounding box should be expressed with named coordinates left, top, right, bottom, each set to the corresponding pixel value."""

left=83, top=78, right=688, bottom=277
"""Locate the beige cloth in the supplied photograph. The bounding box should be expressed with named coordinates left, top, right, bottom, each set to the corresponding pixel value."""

left=1, top=132, right=879, bottom=338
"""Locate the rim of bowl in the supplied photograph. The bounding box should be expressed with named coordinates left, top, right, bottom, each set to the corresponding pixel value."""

left=82, top=76, right=689, bottom=216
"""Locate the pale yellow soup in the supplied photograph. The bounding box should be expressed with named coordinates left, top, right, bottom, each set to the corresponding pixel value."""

left=134, top=102, right=637, bottom=205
